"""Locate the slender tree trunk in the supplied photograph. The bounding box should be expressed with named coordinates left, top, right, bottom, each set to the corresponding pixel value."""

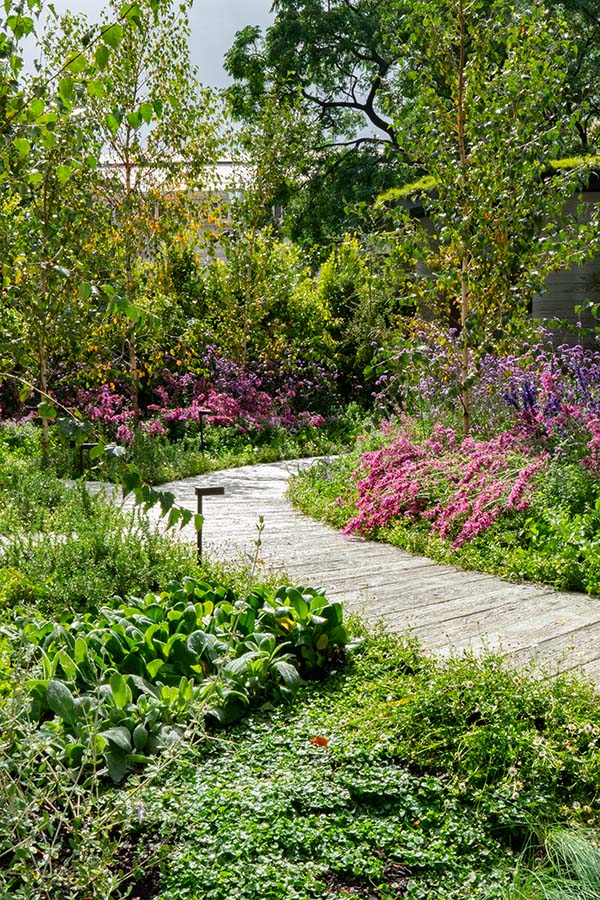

left=457, top=0, right=471, bottom=435
left=240, top=221, right=259, bottom=369
left=38, top=330, right=50, bottom=454
left=124, top=151, right=140, bottom=423
left=39, top=170, right=51, bottom=454
left=127, top=329, right=140, bottom=423
left=460, top=259, right=470, bottom=435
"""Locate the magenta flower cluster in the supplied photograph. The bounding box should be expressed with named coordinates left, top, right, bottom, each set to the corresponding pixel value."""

left=343, top=424, right=548, bottom=548
left=71, top=357, right=332, bottom=445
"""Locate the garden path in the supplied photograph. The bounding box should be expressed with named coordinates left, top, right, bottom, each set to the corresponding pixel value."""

left=144, top=459, right=600, bottom=682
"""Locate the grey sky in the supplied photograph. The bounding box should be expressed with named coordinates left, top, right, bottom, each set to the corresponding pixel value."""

left=48, top=0, right=274, bottom=87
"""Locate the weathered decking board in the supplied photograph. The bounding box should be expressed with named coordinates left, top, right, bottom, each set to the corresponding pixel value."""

left=151, top=459, right=600, bottom=684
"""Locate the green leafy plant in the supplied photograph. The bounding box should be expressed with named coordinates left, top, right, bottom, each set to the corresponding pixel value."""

left=8, top=577, right=349, bottom=782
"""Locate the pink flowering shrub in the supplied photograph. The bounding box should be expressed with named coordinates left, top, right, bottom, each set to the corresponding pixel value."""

left=582, top=417, right=600, bottom=475
left=343, top=424, right=548, bottom=548
left=66, top=359, right=332, bottom=446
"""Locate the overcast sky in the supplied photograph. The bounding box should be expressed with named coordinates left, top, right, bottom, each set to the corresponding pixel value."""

left=48, top=0, right=274, bottom=87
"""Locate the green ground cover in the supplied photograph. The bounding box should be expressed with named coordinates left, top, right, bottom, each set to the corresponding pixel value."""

left=1, top=439, right=600, bottom=899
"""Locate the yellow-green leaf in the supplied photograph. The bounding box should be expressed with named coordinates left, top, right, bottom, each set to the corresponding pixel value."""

left=103, top=24, right=123, bottom=49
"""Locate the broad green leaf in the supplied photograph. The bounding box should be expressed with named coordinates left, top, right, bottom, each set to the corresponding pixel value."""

left=105, top=748, right=130, bottom=783
left=139, top=102, right=153, bottom=124
left=146, top=659, right=164, bottom=679
left=110, top=671, right=131, bottom=708
left=66, top=51, right=87, bottom=75
left=41, top=130, right=57, bottom=149
left=121, top=469, right=142, bottom=496
left=95, top=44, right=110, bottom=70
left=88, top=442, right=105, bottom=460
left=56, top=164, right=71, bottom=184
left=58, top=76, right=75, bottom=104
left=74, top=637, right=88, bottom=664
left=46, top=680, right=76, bottom=723
left=14, top=137, right=30, bottom=158
left=99, top=726, right=132, bottom=752
left=57, top=649, right=77, bottom=681
left=103, top=24, right=123, bottom=48
left=18, top=384, right=31, bottom=403
left=133, top=722, right=148, bottom=750
left=105, top=112, right=121, bottom=135
left=273, top=659, right=301, bottom=690
left=187, top=630, right=222, bottom=663
left=29, top=97, right=44, bottom=118
left=121, top=2, right=141, bottom=22
left=79, top=282, right=92, bottom=301
left=6, top=13, right=34, bottom=38
left=37, top=401, right=57, bottom=419
left=64, top=742, right=85, bottom=766
left=86, top=79, right=105, bottom=99
left=127, top=110, right=142, bottom=128
left=178, top=676, right=193, bottom=702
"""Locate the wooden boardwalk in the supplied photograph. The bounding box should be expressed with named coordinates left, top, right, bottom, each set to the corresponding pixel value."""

left=155, top=459, right=600, bottom=682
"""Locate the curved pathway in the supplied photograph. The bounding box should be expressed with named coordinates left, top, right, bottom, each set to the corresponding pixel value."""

left=149, top=459, right=600, bottom=682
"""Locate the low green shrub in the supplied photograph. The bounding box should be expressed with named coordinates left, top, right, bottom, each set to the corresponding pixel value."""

left=94, top=406, right=367, bottom=485
left=0, top=454, right=198, bottom=613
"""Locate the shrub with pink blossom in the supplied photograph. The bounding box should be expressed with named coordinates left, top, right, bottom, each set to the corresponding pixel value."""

left=343, top=424, right=548, bottom=548
left=54, top=352, right=342, bottom=448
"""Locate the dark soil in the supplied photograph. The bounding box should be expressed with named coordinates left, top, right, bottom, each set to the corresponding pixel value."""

left=322, top=861, right=412, bottom=897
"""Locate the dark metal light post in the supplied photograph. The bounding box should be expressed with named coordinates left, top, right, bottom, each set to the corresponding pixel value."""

left=195, top=486, right=225, bottom=561
left=196, top=409, right=212, bottom=454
